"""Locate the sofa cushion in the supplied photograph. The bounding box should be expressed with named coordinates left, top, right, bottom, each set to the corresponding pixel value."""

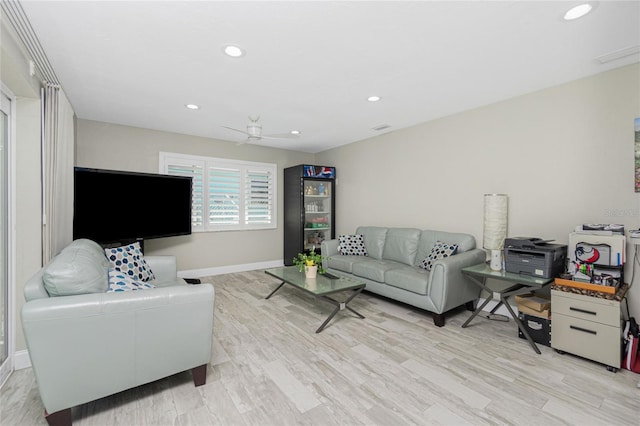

left=43, top=244, right=109, bottom=296
left=355, top=226, right=388, bottom=260
left=385, top=266, right=430, bottom=295
left=381, top=228, right=421, bottom=265
left=416, top=230, right=475, bottom=266
left=326, top=255, right=368, bottom=274
left=419, top=241, right=459, bottom=271
left=351, top=259, right=401, bottom=282
left=107, top=269, right=156, bottom=292
left=105, top=242, right=155, bottom=282
left=338, top=234, right=367, bottom=256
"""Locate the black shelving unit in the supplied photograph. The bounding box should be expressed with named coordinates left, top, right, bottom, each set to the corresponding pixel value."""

left=283, top=165, right=336, bottom=266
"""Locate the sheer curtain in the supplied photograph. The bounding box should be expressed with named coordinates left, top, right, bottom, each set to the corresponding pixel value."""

left=42, top=84, right=74, bottom=263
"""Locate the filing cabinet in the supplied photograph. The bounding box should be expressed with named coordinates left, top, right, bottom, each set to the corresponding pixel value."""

left=551, top=288, right=622, bottom=371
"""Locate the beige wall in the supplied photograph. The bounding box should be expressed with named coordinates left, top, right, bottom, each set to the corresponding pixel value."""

left=316, top=63, right=640, bottom=316
left=76, top=120, right=314, bottom=271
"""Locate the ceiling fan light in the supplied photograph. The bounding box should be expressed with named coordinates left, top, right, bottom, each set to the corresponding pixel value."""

left=563, top=4, right=593, bottom=21
left=223, top=45, right=245, bottom=57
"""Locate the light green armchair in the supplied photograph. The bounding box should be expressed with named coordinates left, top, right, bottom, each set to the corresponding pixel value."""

left=21, top=239, right=215, bottom=426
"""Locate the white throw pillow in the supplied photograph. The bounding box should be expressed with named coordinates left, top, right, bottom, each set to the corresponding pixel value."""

left=338, top=234, right=368, bottom=256
left=419, top=241, right=458, bottom=271
left=107, top=269, right=155, bottom=292
left=105, top=242, right=155, bottom=282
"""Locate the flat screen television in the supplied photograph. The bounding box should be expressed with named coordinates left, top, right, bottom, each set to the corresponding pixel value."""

left=73, top=167, right=192, bottom=244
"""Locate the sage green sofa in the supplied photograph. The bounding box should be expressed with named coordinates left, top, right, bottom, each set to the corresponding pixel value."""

left=321, top=226, right=485, bottom=326
left=21, top=239, right=215, bottom=426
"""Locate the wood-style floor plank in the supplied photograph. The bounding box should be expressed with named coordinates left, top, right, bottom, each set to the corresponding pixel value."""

left=2, top=269, right=639, bottom=425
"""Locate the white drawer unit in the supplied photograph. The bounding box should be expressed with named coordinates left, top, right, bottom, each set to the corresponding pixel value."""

left=551, top=288, right=623, bottom=371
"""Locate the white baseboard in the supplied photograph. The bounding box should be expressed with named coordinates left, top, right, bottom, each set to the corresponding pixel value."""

left=14, top=350, right=31, bottom=370
left=178, top=259, right=284, bottom=278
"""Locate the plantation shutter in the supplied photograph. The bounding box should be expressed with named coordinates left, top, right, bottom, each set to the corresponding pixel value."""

left=166, top=161, right=204, bottom=231
left=209, top=167, right=241, bottom=226
left=160, top=152, right=276, bottom=231
left=245, top=168, right=273, bottom=225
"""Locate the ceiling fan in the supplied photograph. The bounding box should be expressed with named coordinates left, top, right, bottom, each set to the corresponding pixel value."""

left=222, top=115, right=299, bottom=143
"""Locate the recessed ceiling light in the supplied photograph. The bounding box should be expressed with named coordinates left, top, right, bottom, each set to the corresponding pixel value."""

left=563, top=3, right=593, bottom=21
left=185, top=104, right=199, bottom=110
left=367, top=96, right=381, bottom=102
left=224, top=45, right=245, bottom=58
left=290, top=130, right=301, bottom=135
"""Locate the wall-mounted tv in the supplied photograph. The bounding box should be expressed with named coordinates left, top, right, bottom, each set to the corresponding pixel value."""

left=73, top=167, right=192, bottom=244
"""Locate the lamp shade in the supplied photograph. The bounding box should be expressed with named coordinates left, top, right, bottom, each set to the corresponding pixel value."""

left=483, top=194, right=508, bottom=250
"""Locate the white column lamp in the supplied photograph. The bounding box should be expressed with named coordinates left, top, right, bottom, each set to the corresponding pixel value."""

left=483, top=194, right=508, bottom=271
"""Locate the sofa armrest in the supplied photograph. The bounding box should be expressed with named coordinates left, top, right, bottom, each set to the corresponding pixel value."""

left=21, top=284, right=215, bottom=414
left=428, top=248, right=486, bottom=313
left=321, top=239, right=339, bottom=270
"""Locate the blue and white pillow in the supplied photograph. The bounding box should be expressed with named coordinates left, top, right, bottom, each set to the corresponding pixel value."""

left=338, top=234, right=368, bottom=256
left=419, top=241, right=458, bottom=271
left=105, top=242, right=155, bottom=282
left=107, top=269, right=155, bottom=292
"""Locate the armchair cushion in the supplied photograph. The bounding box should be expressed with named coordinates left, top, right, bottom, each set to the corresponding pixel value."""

left=43, top=241, right=109, bottom=297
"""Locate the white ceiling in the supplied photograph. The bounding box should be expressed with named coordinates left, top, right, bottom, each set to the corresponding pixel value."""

left=19, top=1, right=640, bottom=153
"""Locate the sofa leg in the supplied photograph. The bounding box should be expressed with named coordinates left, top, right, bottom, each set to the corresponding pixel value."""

left=465, top=300, right=477, bottom=311
left=45, top=408, right=72, bottom=426
left=432, top=313, right=445, bottom=327
left=192, top=364, right=207, bottom=387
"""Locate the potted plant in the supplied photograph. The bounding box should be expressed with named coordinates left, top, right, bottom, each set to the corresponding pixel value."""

left=293, top=249, right=325, bottom=278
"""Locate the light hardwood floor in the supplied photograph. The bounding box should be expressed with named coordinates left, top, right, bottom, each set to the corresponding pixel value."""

left=2, top=270, right=639, bottom=425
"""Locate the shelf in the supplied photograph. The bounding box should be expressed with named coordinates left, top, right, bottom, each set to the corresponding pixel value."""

left=304, top=195, right=329, bottom=198
left=305, top=227, right=330, bottom=231
left=305, top=211, right=330, bottom=214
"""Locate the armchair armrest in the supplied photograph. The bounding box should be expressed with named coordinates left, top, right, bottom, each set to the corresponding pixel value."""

left=428, top=248, right=486, bottom=312
left=21, top=284, right=215, bottom=414
left=145, top=255, right=178, bottom=282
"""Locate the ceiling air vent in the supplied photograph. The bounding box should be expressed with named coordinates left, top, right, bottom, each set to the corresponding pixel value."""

left=372, top=124, right=391, bottom=131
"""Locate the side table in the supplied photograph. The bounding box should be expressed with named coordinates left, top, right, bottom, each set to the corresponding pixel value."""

left=461, top=263, right=554, bottom=354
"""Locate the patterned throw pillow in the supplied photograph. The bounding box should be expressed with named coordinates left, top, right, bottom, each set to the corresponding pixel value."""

left=419, top=241, right=458, bottom=271
left=107, top=269, right=155, bottom=292
left=338, top=234, right=368, bottom=256
left=105, top=242, right=155, bottom=282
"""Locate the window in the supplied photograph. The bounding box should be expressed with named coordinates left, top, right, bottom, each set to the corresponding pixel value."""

left=160, top=152, right=277, bottom=232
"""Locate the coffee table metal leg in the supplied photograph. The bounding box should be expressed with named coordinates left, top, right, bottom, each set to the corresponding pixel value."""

left=265, top=282, right=286, bottom=300
left=316, top=286, right=365, bottom=333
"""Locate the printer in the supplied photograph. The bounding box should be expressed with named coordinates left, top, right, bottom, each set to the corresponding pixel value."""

left=504, top=237, right=567, bottom=279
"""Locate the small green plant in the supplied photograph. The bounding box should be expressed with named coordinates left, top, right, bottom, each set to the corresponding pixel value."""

left=292, top=249, right=325, bottom=274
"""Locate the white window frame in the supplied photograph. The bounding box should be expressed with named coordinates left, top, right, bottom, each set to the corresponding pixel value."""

left=159, top=152, right=277, bottom=232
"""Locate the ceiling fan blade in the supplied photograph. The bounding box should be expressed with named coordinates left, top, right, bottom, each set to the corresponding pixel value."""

left=222, top=126, right=249, bottom=136
left=262, top=133, right=300, bottom=140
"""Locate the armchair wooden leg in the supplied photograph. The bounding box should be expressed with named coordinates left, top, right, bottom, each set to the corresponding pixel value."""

left=192, top=364, right=207, bottom=387
left=432, top=313, right=445, bottom=327
left=45, top=408, right=72, bottom=426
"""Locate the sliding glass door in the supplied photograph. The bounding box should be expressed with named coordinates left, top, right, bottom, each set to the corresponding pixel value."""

left=0, top=91, right=10, bottom=384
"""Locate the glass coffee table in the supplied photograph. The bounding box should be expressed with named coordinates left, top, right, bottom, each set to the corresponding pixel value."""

left=265, top=266, right=366, bottom=333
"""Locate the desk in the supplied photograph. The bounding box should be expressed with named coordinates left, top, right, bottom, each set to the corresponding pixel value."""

left=461, top=263, right=553, bottom=354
